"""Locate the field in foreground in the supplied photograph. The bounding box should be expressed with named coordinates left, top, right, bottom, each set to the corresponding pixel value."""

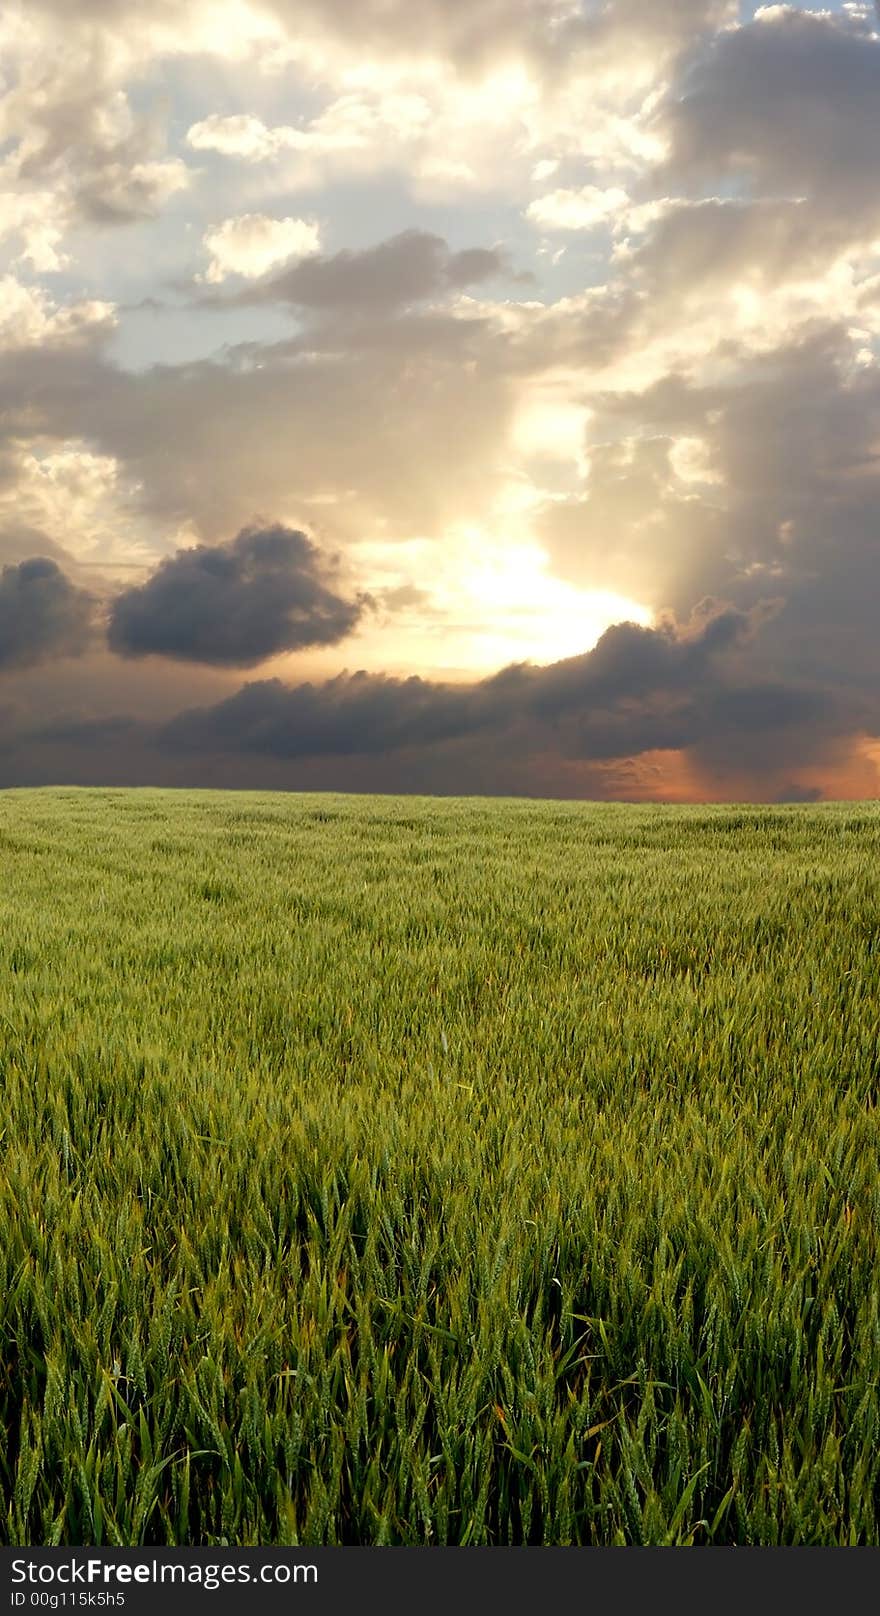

left=0, top=788, right=878, bottom=1547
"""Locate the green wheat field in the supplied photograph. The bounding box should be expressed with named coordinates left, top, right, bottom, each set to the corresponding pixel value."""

left=1, top=788, right=878, bottom=1546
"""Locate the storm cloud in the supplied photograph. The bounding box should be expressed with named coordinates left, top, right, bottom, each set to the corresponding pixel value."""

left=0, top=558, right=96, bottom=672
left=160, top=599, right=803, bottom=768
left=108, top=525, right=367, bottom=667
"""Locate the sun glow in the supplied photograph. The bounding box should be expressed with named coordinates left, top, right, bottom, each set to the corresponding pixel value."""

left=321, top=529, right=653, bottom=683
left=459, top=538, right=652, bottom=670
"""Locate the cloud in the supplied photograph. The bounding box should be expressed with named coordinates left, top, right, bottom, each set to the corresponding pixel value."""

left=17, top=2, right=735, bottom=228
left=616, top=197, right=861, bottom=299
left=259, top=0, right=736, bottom=72
left=0, top=586, right=868, bottom=801
left=107, top=523, right=368, bottom=666
left=254, top=230, right=512, bottom=311
left=775, top=781, right=823, bottom=804
left=660, top=7, right=880, bottom=218
left=177, top=3, right=731, bottom=202
left=540, top=324, right=848, bottom=528
left=0, top=189, right=69, bottom=273
left=0, top=13, right=191, bottom=242
left=0, top=440, right=157, bottom=571
left=526, top=185, right=630, bottom=231
left=162, top=669, right=476, bottom=758
left=186, top=114, right=302, bottom=163
left=201, top=214, right=322, bottom=284
left=73, top=158, right=189, bottom=226
left=2, top=0, right=879, bottom=804
left=159, top=597, right=777, bottom=762
left=0, top=557, right=96, bottom=671
left=532, top=324, right=880, bottom=784
left=23, top=0, right=735, bottom=68
left=185, top=101, right=437, bottom=166
left=0, top=276, right=115, bottom=352
left=0, top=290, right=520, bottom=546
left=267, top=0, right=568, bottom=62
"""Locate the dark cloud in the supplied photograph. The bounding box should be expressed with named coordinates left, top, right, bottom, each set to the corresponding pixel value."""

left=0, top=558, right=96, bottom=672
left=528, top=324, right=880, bottom=797
left=162, top=670, right=478, bottom=757
left=251, top=232, right=511, bottom=312
left=776, top=782, right=823, bottom=805
left=21, top=712, right=145, bottom=748
left=159, top=599, right=788, bottom=765
left=540, top=326, right=880, bottom=646
left=107, top=524, right=367, bottom=667
left=660, top=8, right=880, bottom=218
left=0, top=596, right=859, bottom=800
left=0, top=521, right=76, bottom=570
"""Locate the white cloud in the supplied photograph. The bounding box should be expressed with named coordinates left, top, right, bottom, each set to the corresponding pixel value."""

left=187, top=91, right=436, bottom=170
left=526, top=185, right=631, bottom=232
left=669, top=436, right=723, bottom=486
left=0, top=7, right=194, bottom=269
left=201, top=214, right=321, bottom=283
left=512, top=382, right=591, bottom=476
left=0, top=276, right=115, bottom=350
left=187, top=114, right=288, bottom=162
left=0, top=189, right=69, bottom=272
left=184, top=63, right=665, bottom=202
left=0, top=441, right=158, bottom=568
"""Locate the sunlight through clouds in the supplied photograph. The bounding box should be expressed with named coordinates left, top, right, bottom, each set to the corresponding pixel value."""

left=1, top=0, right=879, bottom=797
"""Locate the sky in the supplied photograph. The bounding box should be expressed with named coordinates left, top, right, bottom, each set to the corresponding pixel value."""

left=1, top=0, right=879, bottom=801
